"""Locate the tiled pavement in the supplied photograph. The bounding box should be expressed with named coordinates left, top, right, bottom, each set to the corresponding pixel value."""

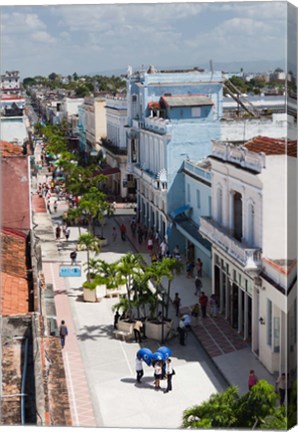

left=115, top=214, right=248, bottom=359
left=42, top=262, right=97, bottom=427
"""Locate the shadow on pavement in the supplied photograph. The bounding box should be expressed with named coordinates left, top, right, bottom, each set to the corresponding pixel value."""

left=76, top=324, right=114, bottom=341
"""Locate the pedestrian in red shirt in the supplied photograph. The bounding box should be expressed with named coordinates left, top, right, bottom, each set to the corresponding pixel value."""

left=199, top=291, right=208, bottom=318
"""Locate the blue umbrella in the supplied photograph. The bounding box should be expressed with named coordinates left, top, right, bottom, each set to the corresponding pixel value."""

left=157, top=346, right=172, bottom=360
left=152, top=351, right=165, bottom=362
left=137, top=348, right=153, bottom=366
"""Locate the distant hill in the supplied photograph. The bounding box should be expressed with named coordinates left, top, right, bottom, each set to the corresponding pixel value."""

left=89, top=59, right=286, bottom=77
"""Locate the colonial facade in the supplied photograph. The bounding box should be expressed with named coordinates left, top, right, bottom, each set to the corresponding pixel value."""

left=0, top=70, right=21, bottom=96
left=101, top=99, right=132, bottom=199
left=126, top=66, right=223, bottom=245
left=199, top=136, right=297, bottom=374
left=83, top=97, right=107, bottom=151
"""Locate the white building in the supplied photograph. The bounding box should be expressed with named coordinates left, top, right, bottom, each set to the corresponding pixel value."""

left=0, top=71, right=21, bottom=96
left=83, top=97, right=107, bottom=151
left=199, top=136, right=297, bottom=374
left=101, top=99, right=130, bottom=199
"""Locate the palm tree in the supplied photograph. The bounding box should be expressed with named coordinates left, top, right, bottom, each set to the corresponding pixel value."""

left=116, top=253, right=143, bottom=317
left=145, top=259, right=174, bottom=319
left=78, top=233, right=101, bottom=282
left=88, top=258, right=119, bottom=291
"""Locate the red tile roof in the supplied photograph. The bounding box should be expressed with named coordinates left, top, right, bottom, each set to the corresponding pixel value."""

left=0, top=228, right=29, bottom=316
left=1, top=156, right=31, bottom=230
left=0, top=140, right=23, bottom=156
left=244, top=136, right=297, bottom=157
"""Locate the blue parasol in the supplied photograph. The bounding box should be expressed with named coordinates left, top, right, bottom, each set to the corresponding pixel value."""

left=152, top=351, right=166, bottom=362
left=157, top=346, right=172, bottom=360
left=137, top=348, right=153, bottom=366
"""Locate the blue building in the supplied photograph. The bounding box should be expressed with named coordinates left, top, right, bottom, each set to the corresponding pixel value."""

left=126, top=66, right=223, bottom=263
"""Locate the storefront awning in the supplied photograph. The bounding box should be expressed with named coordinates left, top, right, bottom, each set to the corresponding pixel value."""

left=170, top=204, right=191, bottom=219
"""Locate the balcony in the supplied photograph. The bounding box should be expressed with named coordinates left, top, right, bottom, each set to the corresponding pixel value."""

left=212, top=141, right=265, bottom=173
left=133, top=164, right=167, bottom=192
left=199, top=216, right=262, bottom=270
left=144, top=117, right=171, bottom=135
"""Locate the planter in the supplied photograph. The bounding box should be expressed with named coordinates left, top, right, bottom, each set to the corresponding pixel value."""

left=145, top=319, right=173, bottom=342
left=83, top=287, right=97, bottom=302
left=117, top=319, right=135, bottom=340
left=83, top=284, right=106, bottom=302
left=97, top=237, right=108, bottom=247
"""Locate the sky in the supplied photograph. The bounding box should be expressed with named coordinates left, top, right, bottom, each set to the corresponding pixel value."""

left=0, top=0, right=297, bottom=78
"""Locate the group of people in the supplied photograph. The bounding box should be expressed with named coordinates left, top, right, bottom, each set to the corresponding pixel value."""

left=55, top=223, right=71, bottom=242
left=248, top=370, right=292, bottom=406
left=136, top=355, right=175, bottom=393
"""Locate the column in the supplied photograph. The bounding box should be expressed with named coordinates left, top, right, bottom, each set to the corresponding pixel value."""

left=225, top=278, right=231, bottom=320
left=244, top=292, right=248, bottom=340
left=238, top=287, right=243, bottom=334
left=219, top=270, right=224, bottom=314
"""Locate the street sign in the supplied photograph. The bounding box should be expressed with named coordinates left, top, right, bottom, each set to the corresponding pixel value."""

left=59, top=265, right=82, bottom=277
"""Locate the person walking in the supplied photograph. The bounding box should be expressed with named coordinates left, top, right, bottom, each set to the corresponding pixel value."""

left=114, top=310, right=120, bottom=329
left=120, top=223, right=126, bottom=241
left=248, top=370, right=258, bottom=390
left=154, top=361, right=162, bottom=390
left=53, top=200, right=58, bottom=212
left=178, top=317, right=186, bottom=346
left=55, top=224, right=61, bottom=240
left=70, top=250, right=77, bottom=265
left=209, top=294, right=218, bottom=317
left=47, top=199, right=52, bottom=214
left=191, top=303, right=200, bottom=326
left=164, top=358, right=175, bottom=393
left=199, top=292, right=208, bottom=318
left=133, top=320, right=143, bottom=343
left=276, top=373, right=286, bottom=406
left=135, top=354, right=144, bottom=384
left=59, top=320, right=68, bottom=348
left=64, top=226, right=70, bottom=241
left=194, top=276, right=202, bottom=296
left=173, top=293, right=181, bottom=317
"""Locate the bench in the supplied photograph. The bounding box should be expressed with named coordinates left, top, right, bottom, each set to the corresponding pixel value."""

left=113, top=321, right=134, bottom=341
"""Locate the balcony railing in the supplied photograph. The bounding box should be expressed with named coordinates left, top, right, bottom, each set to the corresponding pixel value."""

left=199, top=216, right=262, bottom=269
left=212, top=141, right=265, bottom=173
left=144, top=117, right=171, bottom=135
left=133, top=164, right=167, bottom=192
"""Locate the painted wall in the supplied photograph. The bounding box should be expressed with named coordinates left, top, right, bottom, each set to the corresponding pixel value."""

left=260, top=156, right=296, bottom=260
left=221, top=114, right=296, bottom=141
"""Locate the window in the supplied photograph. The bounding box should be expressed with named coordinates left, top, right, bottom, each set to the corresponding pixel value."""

left=208, top=196, right=212, bottom=216
left=187, top=184, right=190, bottom=202
left=267, top=300, right=272, bottom=346
left=196, top=190, right=201, bottom=209
left=192, top=107, right=201, bottom=117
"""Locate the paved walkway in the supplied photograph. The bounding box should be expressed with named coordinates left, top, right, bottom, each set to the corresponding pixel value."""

left=31, top=147, right=275, bottom=426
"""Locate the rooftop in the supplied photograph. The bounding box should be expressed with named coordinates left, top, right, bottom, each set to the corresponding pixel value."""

left=0, top=228, right=29, bottom=316
left=0, top=140, right=24, bottom=156
left=244, top=136, right=297, bottom=157
left=161, top=94, right=213, bottom=108
left=1, top=156, right=31, bottom=231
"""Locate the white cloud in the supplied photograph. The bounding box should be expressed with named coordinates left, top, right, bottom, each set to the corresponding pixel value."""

left=31, top=31, right=56, bottom=44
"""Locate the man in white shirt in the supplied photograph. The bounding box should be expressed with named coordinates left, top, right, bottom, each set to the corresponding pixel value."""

left=164, top=358, right=175, bottom=393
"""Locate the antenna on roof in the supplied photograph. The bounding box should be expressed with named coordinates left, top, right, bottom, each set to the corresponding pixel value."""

left=209, top=60, right=214, bottom=81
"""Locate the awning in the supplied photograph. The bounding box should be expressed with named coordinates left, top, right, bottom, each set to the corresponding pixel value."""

left=170, top=204, right=191, bottom=219
left=99, top=167, right=120, bottom=176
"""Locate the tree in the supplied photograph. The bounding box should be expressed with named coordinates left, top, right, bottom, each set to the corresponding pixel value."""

left=145, top=258, right=174, bottom=318
left=116, top=253, right=143, bottom=317
left=68, top=186, right=110, bottom=235
left=23, top=77, right=37, bottom=87
left=88, top=258, right=119, bottom=290
left=182, top=381, right=285, bottom=429
left=78, top=233, right=101, bottom=282
left=48, top=72, right=58, bottom=81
